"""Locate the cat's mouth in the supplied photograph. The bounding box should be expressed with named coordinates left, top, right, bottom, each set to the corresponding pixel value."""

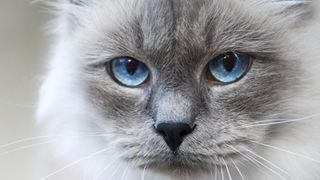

left=120, top=130, right=254, bottom=172
left=124, top=150, right=243, bottom=172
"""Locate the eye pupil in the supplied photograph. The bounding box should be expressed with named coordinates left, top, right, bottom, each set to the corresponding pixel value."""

left=223, top=54, right=236, bottom=72
left=126, top=59, right=139, bottom=75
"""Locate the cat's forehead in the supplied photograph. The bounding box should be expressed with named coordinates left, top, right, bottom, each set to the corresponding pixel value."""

left=100, top=0, right=211, bottom=52
left=137, top=0, right=209, bottom=68
left=79, top=0, right=279, bottom=69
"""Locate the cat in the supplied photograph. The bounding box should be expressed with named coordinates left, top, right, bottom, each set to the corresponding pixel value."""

left=37, top=0, right=320, bottom=180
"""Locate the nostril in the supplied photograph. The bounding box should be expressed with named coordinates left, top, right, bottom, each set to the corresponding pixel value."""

left=180, top=130, right=189, bottom=137
left=157, top=130, right=167, bottom=138
left=154, top=124, right=167, bottom=138
left=180, top=124, right=196, bottom=137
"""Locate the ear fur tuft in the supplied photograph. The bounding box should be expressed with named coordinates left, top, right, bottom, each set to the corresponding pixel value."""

left=69, top=0, right=87, bottom=6
left=267, top=0, right=314, bottom=20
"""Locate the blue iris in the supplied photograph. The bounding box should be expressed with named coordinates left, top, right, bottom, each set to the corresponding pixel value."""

left=208, top=52, right=250, bottom=83
left=111, top=57, right=149, bottom=87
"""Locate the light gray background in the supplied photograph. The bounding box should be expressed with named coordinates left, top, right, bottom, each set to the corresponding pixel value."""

left=0, top=0, right=48, bottom=179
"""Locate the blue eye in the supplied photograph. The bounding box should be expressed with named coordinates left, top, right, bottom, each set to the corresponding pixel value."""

left=207, top=52, right=251, bottom=83
left=110, top=57, right=149, bottom=87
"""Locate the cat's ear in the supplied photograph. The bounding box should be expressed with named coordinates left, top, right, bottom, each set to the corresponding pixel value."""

left=45, top=0, right=92, bottom=32
left=45, top=0, right=89, bottom=8
left=263, top=0, right=314, bottom=26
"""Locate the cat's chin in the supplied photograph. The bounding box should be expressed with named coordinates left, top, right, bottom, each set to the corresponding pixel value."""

left=145, top=163, right=211, bottom=175
left=137, top=159, right=224, bottom=176
left=128, top=151, right=242, bottom=174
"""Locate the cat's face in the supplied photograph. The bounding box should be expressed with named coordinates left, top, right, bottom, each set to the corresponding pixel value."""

left=39, top=0, right=314, bottom=176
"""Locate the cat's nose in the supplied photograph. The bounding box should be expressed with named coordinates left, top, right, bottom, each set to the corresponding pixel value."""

left=155, top=123, right=195, bottom=153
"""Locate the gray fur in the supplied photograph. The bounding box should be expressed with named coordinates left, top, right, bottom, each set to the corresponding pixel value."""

left=38, top=0, right=320, bottom=179
left=82, top=0, right=303, bottom=170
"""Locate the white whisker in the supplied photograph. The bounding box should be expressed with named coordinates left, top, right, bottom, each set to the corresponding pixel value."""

left=120, top=165, right=130, bottom=180
left=250, top=140, right=320, bottom=164
left=239, top=113, right=320, bottom=128
left=210, top=166, right=214, bottom=180
left=231, top=159, right=245, bottom=180
left=0, top=135, right=61, bottom=150
left=93, top=149, right=132, bottom=180
left=1, top=102, right=35, bottom=109
left=125, top=161, right=138, bottom=180
left=0, top=140, right=56, bottom=156
left=94, top=161, right=118, bottom=180
left=227, top=145, right=287, bottom=180
left=247, top=152, right=287, bottom=180
left=220, top=165, right=225, bottom=180
left=39, top=147, right=112, bottom=180
left=232, top=148, right=260, bottom=170
left=209, top=156, right=217, bottom=180
left=214, top=164, right=218, bottom=180
left=242, top=146, right=289, bottom=176
left=244, top=113, right=320, bottom=124
left=107, top=163, right=122, bottom=180
left=226, top=145, right=265, bottom=178
left=0, top=133, right=113, bottom=150
left=222, top=158, right=233, bottom=180
left=141, top=165, right=147, bottom=180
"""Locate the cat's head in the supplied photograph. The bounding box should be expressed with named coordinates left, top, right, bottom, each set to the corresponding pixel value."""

left=37, top=0, right=317, bottom=176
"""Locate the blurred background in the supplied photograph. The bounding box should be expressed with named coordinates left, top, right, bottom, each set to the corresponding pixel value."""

left=0, top=0, right=48, bottom=179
